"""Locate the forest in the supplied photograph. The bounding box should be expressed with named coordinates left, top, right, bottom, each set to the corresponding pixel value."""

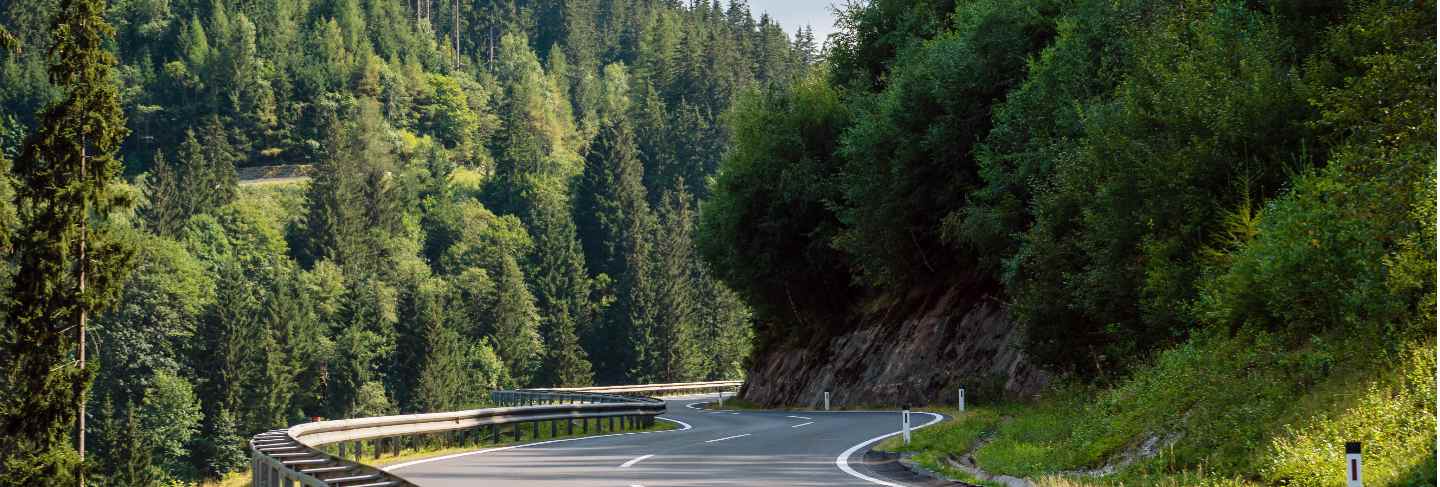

left=701, top=0, right=1434, bottom=482
left=0, top=0, right=814, bottom=484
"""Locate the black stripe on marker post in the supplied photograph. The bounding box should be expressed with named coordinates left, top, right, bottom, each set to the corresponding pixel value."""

left=1345, top=442, right=1362, bottom=454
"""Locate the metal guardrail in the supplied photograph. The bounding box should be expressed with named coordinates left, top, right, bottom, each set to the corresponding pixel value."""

left=534, top=380, right=743, bottom=396
left=247, top=381, right=740, bottom=486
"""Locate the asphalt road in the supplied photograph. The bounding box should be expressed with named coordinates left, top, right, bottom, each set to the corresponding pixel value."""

left=385, top=394, right=945, bottom=487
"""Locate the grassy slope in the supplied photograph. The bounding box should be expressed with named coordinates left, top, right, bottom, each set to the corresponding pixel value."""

left=881, top=330, right=1435, bottom=486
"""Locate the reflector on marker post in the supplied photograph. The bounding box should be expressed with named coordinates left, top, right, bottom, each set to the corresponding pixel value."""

left=1346, top=441, right=1363, bottom=487
left=901, top=405, right=912, bottom=445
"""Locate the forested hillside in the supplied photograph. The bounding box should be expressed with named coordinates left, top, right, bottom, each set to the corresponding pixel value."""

left=0, top=0, right=812, bottom=484
left=703, top=0, right=1435, bottom=483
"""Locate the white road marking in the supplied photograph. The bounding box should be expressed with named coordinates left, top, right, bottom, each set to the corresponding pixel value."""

left=658, top=417, right=692, bottom=430
left=791, top=422, right=814, bottom=428
left=620, top=454, right=654, bottom=468
left=685, top=402, right=706, bottom=410
left=835, top=412, right=945, bottom=486
left=786, top=415, right=812, bottom=420
left=704, top=433, right=751, bottom=443
left=630, top=484, right=645, bottom=487
left=385, top=416, right=691, bottom=472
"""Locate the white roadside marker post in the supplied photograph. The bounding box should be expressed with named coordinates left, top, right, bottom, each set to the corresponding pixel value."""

left=718, top=390, right=724, bottom=408
left=958, top=388, right=965, bottom=413
left=901, top=405, right=912, bottom=446
left=824, top=391, right=831, bottom=411
left=1346, top=442, right=1363, bottom=487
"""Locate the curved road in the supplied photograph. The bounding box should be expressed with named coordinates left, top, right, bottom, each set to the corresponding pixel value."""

left=385, top=394, right=945, bottom=486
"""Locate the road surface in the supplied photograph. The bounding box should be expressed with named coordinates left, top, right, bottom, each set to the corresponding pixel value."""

left=385, top=394, right=945, bottom=486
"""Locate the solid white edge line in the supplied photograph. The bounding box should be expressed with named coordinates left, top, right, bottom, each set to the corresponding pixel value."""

left=619, top=454, right=654, bottom=468
left=384, top=416, right=692, bottom=472
left=835, top=412, right=944, bottom=487
left=791, top=421, right=814, bottom=428
left=786, top=415, right=812, bottom=420
left=703, top=433, right=751, bottom=443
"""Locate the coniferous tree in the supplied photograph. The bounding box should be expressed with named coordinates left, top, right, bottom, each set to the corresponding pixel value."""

left=193, top=116, right=238, bottom=212
left=139, top=151, right=182, bottom=236
left=487, top=255, right=542, bottom=385
left=191, top=407, right=245, bottom=479
left=190, top=264, right=256, bottom=479
left=411, top=280, right=468, bottom=411
left=1, top=0, right=135, bottom=482
left=575, top=63, right=654, bottom=382
left=647, top=182, right=700, bottom=382
left=529, top=198, right=595, bottom=387
left=108, top=402, right=160, bottom=487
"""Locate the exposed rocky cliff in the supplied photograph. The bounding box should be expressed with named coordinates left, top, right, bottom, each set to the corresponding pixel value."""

left=741, top=283, right=1049, bottom=408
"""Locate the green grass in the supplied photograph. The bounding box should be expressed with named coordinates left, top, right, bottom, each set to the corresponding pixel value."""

left=890, top=330, right=1436, bottom=487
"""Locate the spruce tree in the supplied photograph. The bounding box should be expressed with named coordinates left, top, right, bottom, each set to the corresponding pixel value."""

left=529, top=199, right=594, bottom=387
left=139, top=151, right=183, bottom=236
left=487, top=255, right=542, bottom=385
left=411, top=280, right=468, bottom=411
left=193, top=116, right=238, bottom=213
left=190, top=264, right=256, bottom=478
left=1, top=0, right=134, bottom=482
left=647, top=183, right=700, bottom=382
left=110, top=402, right=160, bottom=487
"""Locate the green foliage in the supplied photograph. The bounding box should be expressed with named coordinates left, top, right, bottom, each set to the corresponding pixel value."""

left=0, top=0, right=798, bottom=480
left=140, top=117, right=239, bottom=236
left=487, top=254, right=543, bottom=385
left=1264, top=344, right=1435, bottom=487
left=699, top=71, right=853, bottom=344
left=705, top=0, right=1433, bottom=482
left=834, top=0, right=1062, bottom=288
left=0, top=0, right=135, bottom=481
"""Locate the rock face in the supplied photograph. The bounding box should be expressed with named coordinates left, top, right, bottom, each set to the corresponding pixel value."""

left=741, top=282, right=1049, bottom=408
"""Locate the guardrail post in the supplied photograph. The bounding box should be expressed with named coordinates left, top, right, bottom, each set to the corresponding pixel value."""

left=491, top=424, right=499, bottom=443
left=550, top=419, right=557, bottom=437
left=513, top=422, right=521, bottom=441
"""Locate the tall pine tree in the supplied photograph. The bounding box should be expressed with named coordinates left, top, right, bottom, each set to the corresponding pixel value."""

left=1, top=0, right=134, bottom=482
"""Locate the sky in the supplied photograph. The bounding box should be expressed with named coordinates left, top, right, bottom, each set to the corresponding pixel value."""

left=746, top=0, right=841, bottom=47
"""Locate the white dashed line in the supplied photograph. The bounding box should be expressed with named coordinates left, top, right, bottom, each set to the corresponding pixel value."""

left=620, top=454, right=654, bottom=468
left=791, top=422, right=814, bottom=428
left=704, top=433, right=751, bottom=443
left=385, top=416, right=691, bottom=472
left=786, top=415, right=812, bottom=420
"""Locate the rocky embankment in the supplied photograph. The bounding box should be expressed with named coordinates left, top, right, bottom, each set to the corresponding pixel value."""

left=741, top=283, right=1048, bottom=407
